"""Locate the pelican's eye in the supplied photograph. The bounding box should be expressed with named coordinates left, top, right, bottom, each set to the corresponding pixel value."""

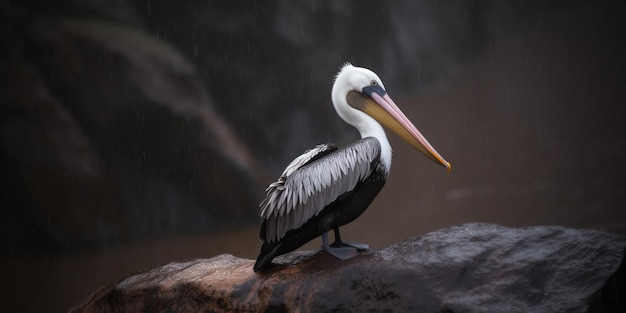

left=371, top=80, right=377, bottom=86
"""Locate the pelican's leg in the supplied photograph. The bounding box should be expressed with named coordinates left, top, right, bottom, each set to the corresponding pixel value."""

left=331, top=227, right=370, bottom=250
left=322, top=231, right=358, bottom=260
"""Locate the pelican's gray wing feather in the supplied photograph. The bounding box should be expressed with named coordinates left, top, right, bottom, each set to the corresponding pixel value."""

left=260, top=138, right=381, bottom=243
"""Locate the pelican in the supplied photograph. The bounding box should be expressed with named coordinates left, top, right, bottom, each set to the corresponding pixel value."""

left=253, top=63, right=450, bottom=272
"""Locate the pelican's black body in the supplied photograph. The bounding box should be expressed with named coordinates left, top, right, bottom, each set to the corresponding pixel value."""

left=253, top=152, right=387, bottom=272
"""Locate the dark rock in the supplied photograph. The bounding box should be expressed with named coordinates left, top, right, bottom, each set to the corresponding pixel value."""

left=1, top=16, right=263, bottom=252
left=70, top=223, right=626, bottom=313
left=0, top=62, right=121, bottom=250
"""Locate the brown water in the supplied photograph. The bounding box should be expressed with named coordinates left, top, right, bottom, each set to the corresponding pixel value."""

left=3, top=14, right=626, bottom=313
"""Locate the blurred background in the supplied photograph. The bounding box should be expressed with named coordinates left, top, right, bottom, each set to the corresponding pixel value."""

left=1, top=0, right=625, bottom=311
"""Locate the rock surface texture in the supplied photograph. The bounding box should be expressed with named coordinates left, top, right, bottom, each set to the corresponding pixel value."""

left=70, top=223, right=625, bottom=313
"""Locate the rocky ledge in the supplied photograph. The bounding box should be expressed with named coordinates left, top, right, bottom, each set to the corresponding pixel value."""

left=70, top=223, right=625, bottom=312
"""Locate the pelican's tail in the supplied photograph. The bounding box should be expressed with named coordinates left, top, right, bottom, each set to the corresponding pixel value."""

left=253, top=240, right=283, bottom=272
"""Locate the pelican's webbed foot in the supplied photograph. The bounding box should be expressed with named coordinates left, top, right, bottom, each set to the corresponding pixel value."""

left=331, top=227, right=370, bottom=251
left=321, top=228, right=370, bottom=260
left=333, top=241, right=370, bottom=250
left=322, top=232, right=359, bottom=260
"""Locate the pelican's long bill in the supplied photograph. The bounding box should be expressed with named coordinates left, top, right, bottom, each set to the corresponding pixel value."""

left=346, top=89, right=451, bottom=172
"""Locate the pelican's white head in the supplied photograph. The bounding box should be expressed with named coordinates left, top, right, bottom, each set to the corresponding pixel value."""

left=332, top=63, right=388, bottom=139
left=330, top=63, right=451, bottom=172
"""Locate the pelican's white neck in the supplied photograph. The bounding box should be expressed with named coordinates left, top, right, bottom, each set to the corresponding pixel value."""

left=359, top=119, right=392, bottom=171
